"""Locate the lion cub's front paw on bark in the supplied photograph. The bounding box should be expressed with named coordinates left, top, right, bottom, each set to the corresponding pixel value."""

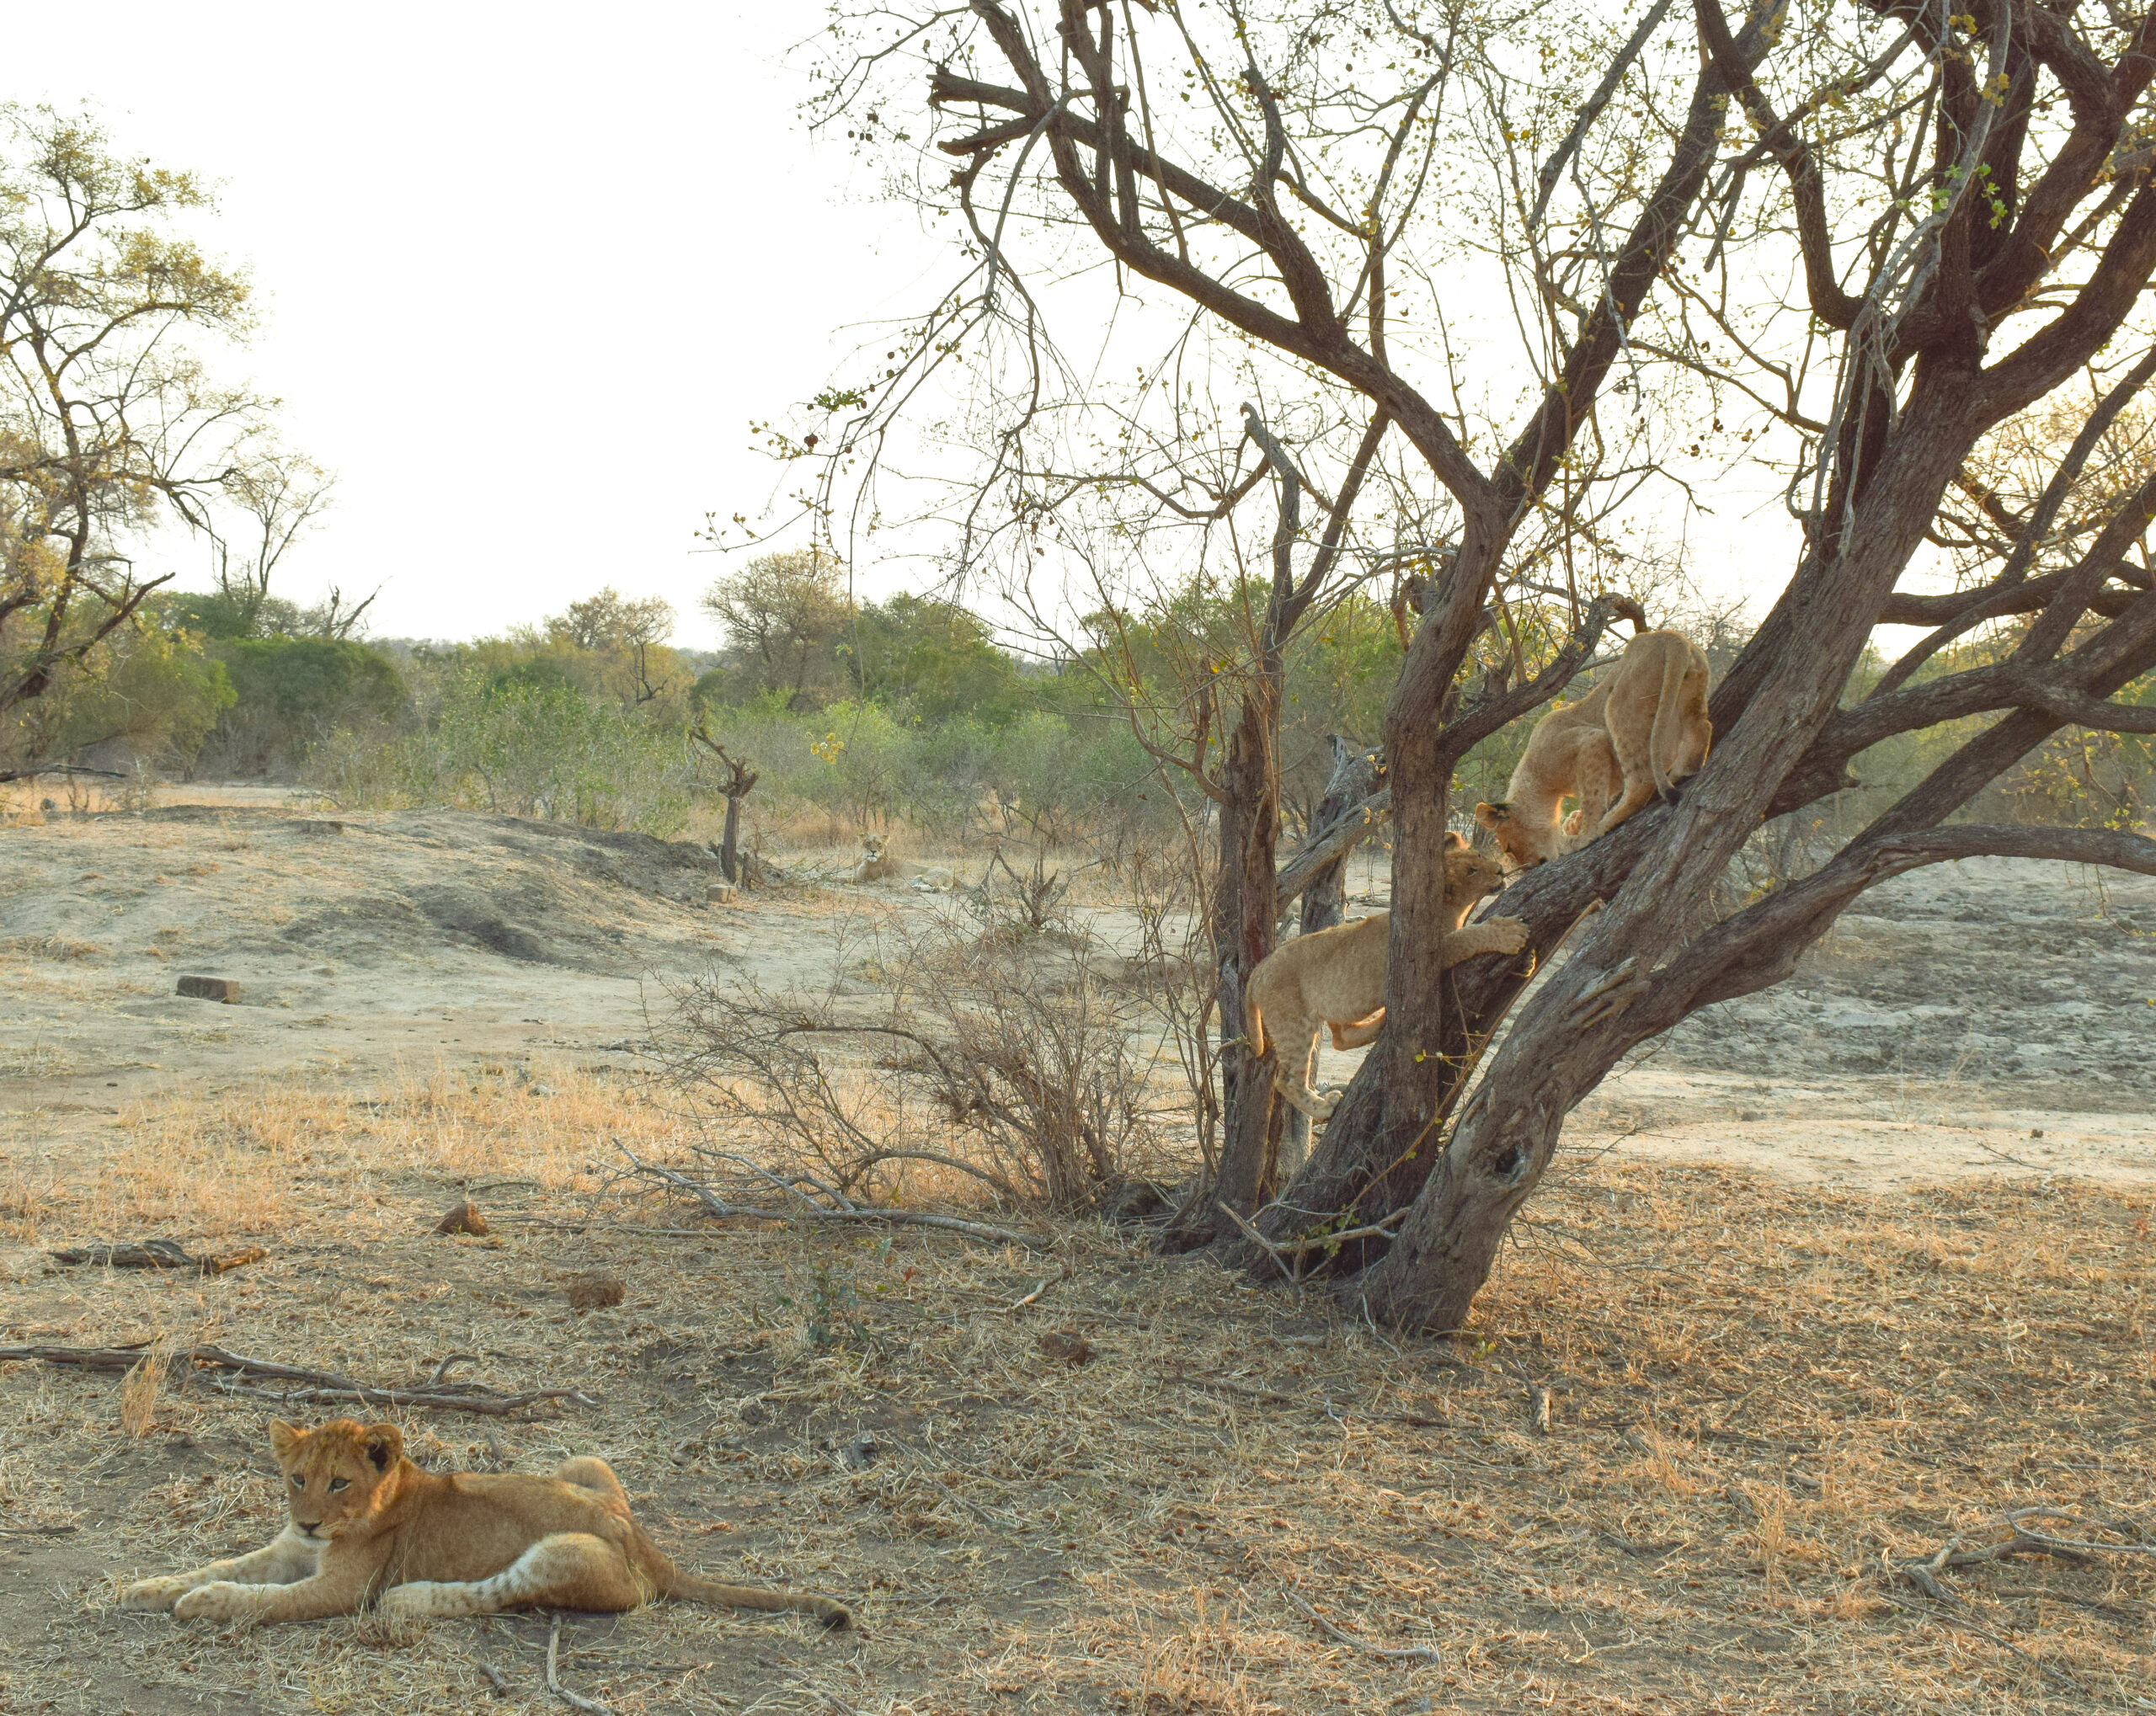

left=121, top=1576, right=189, bottom=1612
left=173, top=1581, right=252, bottom=1622
left=1490, top=917, right=1529, bottom=955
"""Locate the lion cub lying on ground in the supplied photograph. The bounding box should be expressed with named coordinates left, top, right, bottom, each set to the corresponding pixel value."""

left=1246, top=833, right=1527, bottom=1122
left=123, top=1418, right=852, bottom=1628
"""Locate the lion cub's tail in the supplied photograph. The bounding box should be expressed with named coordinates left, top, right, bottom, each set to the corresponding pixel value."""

left=655, top=1556, right=855, bottom=1629
left=1648, top=640, right=1689, bottom=802
left=1246, top=987, right=1268, bottom=1060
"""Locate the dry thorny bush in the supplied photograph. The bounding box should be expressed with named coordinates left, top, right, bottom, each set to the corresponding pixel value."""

left=656, top=896, right=1182, bottom=1215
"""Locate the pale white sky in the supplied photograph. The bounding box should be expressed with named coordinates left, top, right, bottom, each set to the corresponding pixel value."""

left=8, top=3, right=946, bottom=648
left=11, top=3, right=1843, bottom=659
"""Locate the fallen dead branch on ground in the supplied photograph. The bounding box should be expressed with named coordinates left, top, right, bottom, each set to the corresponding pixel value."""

left=47, top=1240, right=268, bottom=1275
left=611, top=1141, right=1051, bottom=1250
left=1893, top=1506, right=2156, bottom=1598
left=0, top=1345, right=595, bottom=1417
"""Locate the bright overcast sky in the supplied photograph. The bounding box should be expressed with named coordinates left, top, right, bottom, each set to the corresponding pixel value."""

left=8, top=3, right=946, bottom=648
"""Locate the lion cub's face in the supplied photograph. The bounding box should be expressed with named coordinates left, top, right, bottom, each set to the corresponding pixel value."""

left=1443, top=840, right=1508, bottom=921
left=1471, top=801, right=1542, bottom=873
left=861, top=835, right=888, bottom=859
left=268, top=1419, right=403, bottom=1540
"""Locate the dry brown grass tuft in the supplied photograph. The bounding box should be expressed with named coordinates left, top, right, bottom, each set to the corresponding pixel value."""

left=0, top=1073, right=2149, bottom=1713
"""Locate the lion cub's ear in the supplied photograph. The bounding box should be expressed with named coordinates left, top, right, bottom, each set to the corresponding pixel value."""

left=360, top=1424, right=404, bottom=1472
left=1443, top=829, right=1468, bottom=851
left=269, top=1420, right=305, bottom=1462
left=1473, top=802, right=1505, bottom=829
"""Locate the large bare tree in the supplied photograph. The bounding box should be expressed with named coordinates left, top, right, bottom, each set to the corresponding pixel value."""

left=799, top=0, right=2156, bottom=1329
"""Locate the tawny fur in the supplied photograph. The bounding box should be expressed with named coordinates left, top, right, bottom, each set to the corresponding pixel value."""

left=1245, top=834, right=1529, bottom=1123
left=1476, top=628, right=1710, bottom=870
left=121, top=1419, right=852, bottom=1628
left=846, top=834, right=958, bottom=889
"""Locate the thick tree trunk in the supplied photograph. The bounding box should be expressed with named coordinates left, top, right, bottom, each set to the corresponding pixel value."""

left=1177, top=685, right=1284, bottom=1238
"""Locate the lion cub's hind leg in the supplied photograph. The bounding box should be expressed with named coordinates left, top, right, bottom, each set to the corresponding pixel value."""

left=1266, top=1007, right=1340, bottom=1121
left=382, top=1532, right=646, bottom=1618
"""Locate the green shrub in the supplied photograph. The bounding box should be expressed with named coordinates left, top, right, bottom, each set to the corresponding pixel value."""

left=205, top=636, right=407, bottom=774
left=311, top=670, right=695, bottom=837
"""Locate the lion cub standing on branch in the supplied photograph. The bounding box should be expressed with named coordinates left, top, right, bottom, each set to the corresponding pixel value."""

left=122, top=1418, right=852, bottom=1628
left=1246, top=833, right=1527, bottom=1123
left=1476, top=626, right=1711, bottom=871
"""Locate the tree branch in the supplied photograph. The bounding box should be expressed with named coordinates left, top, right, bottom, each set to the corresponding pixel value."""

left=1694, top=0, right=1864, bottom=328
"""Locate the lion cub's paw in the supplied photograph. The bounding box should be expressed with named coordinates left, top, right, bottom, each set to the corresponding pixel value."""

left=121, top=1576, right=190, bottom=1612
left=1309, top=1088, right=1343, bottom=1122
left=1488, top=917, right=1529, bottom=955
left=173, top=1581, right=253, bottom=1622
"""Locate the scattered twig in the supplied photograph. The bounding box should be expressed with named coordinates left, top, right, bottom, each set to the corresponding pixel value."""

left=425, top=1352, right=483, bottom=1388
left=615, top=1142, right=1049, bottom=1250
left=0, top=1344, right=595, bottom=1419
left=1215, top=1202, right=1305, bottom=1291
left=484, top=1220, right=780, bottom=1239
left=1281, top=1586, right=1443, bottom=1664
left=840, top=1149, right=1026, bottom=1206
left=1158, top=1370, right=1453, bottom=1431
left=545, top=1614, right=614, bottom=1716
left=478, top=1661, right=511, bottom=1697
left=0, top=765, right=125, bottom=783
left=1265, top=1212, right=1409, bottom=1256
left=993, top=1262, right=1073, bottom=1314
left=1991, top=1585, right=2153, bottom=1621
left=1972, top=1137, right=2056, bottom=1175
left=0, top=1525, right=76, bottom=1537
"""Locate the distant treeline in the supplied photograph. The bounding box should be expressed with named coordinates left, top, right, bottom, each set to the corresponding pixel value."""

left=5, top=546, right=2146, bottom=842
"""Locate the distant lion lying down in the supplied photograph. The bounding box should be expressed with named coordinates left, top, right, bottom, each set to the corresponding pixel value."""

left=1246, top=833, right=1529, bottom=1122
left=123, top=1418, right=852, bottom=1628
left=846, top=834, right=959, bottom=890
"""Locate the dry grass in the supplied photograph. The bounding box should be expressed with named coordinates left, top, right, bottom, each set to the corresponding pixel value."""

left=0, top=1071, right=2150, bottom=1713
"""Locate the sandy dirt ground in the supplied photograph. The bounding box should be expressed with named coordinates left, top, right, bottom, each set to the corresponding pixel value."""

left=0, top=794, right=2151, bottom=1713
left=4, top=801, right=2151, bottom=1189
